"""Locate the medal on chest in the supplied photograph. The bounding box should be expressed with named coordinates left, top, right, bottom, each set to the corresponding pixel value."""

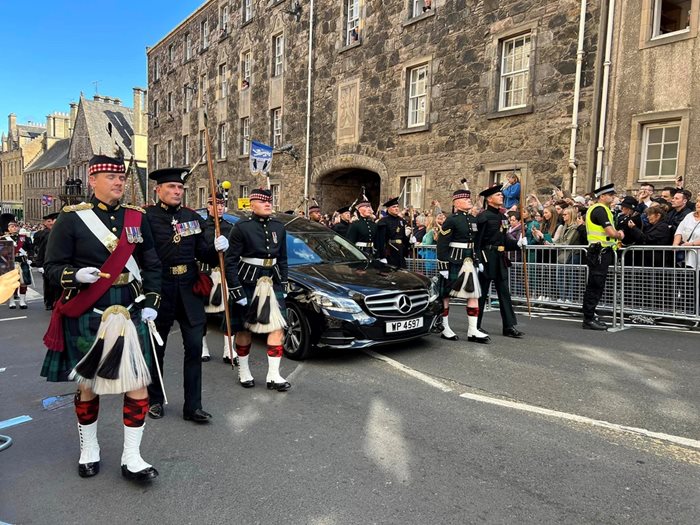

left=171, top=218, right=181, bottom=243
left=172, top=219, right=202, bottom=243
left=272, top=231, right=278, bottom=244
left=125, top=226, right=143, bottom=244
left=501, top=219, right=509, bottom=232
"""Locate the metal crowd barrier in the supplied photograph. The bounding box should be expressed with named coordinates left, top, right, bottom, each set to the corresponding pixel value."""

left=406, top=244, right=700, bottom=329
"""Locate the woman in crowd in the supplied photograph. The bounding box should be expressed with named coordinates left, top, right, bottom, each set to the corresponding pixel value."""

left=418, top=212, right=446, bottom=273
left=673, top=199, right=700, bottom=269
left=626, top=205, right=674, bottom=266
left=506, top=211, right=523, bottom=262
left=555, top=207, right=585, bottom=305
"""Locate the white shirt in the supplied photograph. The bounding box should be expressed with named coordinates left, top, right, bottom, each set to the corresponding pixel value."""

left=675, top=213, right=700, bottom=268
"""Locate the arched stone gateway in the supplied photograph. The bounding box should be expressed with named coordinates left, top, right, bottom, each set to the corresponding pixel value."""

left=311, top=153, right=388, bottom=214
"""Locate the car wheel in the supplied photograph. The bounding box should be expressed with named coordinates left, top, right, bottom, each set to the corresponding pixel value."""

left=284, top=303, right=312, bottom=360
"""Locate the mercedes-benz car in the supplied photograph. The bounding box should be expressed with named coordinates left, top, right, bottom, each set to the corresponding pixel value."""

left=207, top=211, right=442, bottom=360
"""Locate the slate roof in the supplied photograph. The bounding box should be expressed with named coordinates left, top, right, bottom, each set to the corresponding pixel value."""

left=81, top=97, right=135, bottom=156
left=25, top=138, right=70, bottom=172
left=17, top=124, right=45, bottom=140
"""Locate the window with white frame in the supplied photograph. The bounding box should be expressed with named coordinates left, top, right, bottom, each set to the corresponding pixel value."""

left=241, top=50, right=251, bottom=87
left=640, top=122, right=681, bottom=179
left=240, top=184, right=249, bottom=198
left=411, top=0, right=432, bottom=17
left=154, top=57, right=160, bottom=80
left=271, top=108, right=282, bottom=148
left=218, top=123, right=228, bottom=159
left=198, top=187, right=206, bottom=207
left=184, top=84, right=192, bottom=113
left=345, top=0, right=361, bottom=45
left=183, top=135, right=190, bottom=165
left=220, top=4, right=230, bottom=34
left=241, top=117, right=250, bottom=155
left=400, top=176, right=423, bottom=209
left=242, top=0, right=253, bottom=23
left=273, top=34, right=284, bottom=76
left=652, top=0, right=691, bottom=38
left=499, top=34, right=531, bottom=110
left=184, top=33, right=192, bottom=61
left=167, top=139, right=173, bottom=166
left=201, top=19, right=210, bottom=49
left=199, top=129, right=206, bottom=158
left=218, top=63, right=228, bottom=98
left=153, top=144, right=159, bottom=170
left=270, top=183, right=280, bottom=210
left=407, top=64, right=428, bottom=127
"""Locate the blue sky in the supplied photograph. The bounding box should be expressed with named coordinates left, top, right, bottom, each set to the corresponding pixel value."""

left=0, top=1, right=202, bottom=137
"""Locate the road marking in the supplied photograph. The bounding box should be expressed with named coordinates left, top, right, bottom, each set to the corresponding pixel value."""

left=459, top=392, right=700, bottom=451
left=0, top=368, right=5, bottom=372
left=0, top=415, right=32, bottom=430
left=0, top=316, right=27, bottom=322
left=363, top=350, right=453, bottom=393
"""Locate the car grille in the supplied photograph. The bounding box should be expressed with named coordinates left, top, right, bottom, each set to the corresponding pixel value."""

left=363, top=289, right=429, bottom=318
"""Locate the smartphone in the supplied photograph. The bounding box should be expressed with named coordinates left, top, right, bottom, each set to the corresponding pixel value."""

left=0, top=240, right=15, bottom=276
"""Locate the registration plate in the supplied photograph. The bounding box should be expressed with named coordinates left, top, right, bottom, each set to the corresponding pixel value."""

left=386, top=317, right=424, bottom=333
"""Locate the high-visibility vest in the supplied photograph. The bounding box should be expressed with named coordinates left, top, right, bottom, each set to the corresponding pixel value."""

left=585, top=203, right=617, bottom=248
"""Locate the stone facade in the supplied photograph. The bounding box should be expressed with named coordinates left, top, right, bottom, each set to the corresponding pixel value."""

left=603, top=0, right=699, bottom=196
left=147, top=0, right=602, bottom=213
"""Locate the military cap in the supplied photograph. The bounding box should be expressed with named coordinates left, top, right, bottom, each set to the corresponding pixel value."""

left=593, top=183, right=616, bottom=198
left=249, top=188, right=273, bottom=202
left=383, top=197, right=400, bottom=208
left=479, top=184, right=503, bottom=198
left=207, top=192, right=225, bottom=204
left=42, top=212, right=60, bottom=220
left=0, top=213, right=17, bottom=233
left=308, top=203, right=321, bottom=212
left=149, top=167, right=191, bottom=184
left=88, top=154, right=125, bottom=176
left=336, top=206, right=350, bottom=214
left=452, top=189, right=471, bottom=200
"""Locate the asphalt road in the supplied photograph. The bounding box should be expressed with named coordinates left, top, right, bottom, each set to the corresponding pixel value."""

left=1, top=284, right=699, bottom=524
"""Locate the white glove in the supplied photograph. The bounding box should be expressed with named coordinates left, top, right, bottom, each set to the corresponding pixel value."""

left=18, top=248, right=27, bottom=257
left=439, top=270, right=449, bottom=279
left=38, top=267, right=44, bottom=274
left=410, top=236, right=417, bottom=244
left=477, top=263, right=484, bottom=273
left=141, top=307, right=157, bottom=322
left=236, top=297, right=248, bottom=306
left=214, top=235, right=229, bottom=252
left=379, top=258, right=388, bottom=264
left=75, top=267, right=100, bottom=284
left=517, top=236, right=528, bottom=247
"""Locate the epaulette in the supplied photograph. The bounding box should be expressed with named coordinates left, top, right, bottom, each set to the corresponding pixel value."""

left=62, top=203, right=93, bottom=212
left=122, top=204, right=146, bottom=214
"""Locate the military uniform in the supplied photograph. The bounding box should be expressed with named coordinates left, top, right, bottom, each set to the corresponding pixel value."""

left=332, top=206, right=351, bottom=239
left=1, top=213, right=34, bottom=309
left=32, top=212, right=61, bottom=309
left=476, top=185, right=523, bottom=338
left=145, top=167, right=220, bottom=422
left=347, top=198, right=384, bottom=259
left=378, top=197, right=410, bottom=268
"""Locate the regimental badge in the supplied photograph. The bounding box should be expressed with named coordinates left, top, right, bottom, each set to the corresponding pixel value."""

left=104, top=237, right=119, bottom=253
left=125, top=226, right=143, bottom=244
left=272, top=231, right=278, bottom=244
left=171, top=218, right=181, bottom=244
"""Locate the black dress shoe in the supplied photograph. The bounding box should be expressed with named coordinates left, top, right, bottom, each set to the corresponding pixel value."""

left=201, top=355, right=211, bottom=362
left=121, top=465, right=158, bottom=482
left=440, top=333, right=459, bottom=341
left=468, top=335, right=491, bottom=344
left=183, top=408, right=212, bottom=423
left=503, top=327, right=524, bottom=338
left=223, top=356, right=232, bottom=364
left=239, top=379, right=255, bottom=388
left=148, top=403, right=164, bottom=419
left=78, top=461, right=100, bottom=478
left=477, top=326, right=489, bottom=335
left=582, top=319, right=608, bottom=331
left=19, top=304, right=27, bottom=310
left=267, top=381, right=291, bottom=392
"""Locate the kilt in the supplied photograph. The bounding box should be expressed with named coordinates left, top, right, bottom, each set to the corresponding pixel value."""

left=40, top=286, right=152, bottom=383
left=440, top=259, right=480, bottom=299
left=230, top=279, right=287, bottom=333
left=17, top=260, right=33, bottom=287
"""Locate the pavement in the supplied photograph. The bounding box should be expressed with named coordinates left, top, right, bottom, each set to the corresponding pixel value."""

left=1, top=277, right=699, bottom=524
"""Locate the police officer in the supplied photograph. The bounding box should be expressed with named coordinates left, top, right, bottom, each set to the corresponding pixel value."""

left=378, top=197, right=410, bottom=268
left=32, top=211, right=61, bottom=309
left=201, top=192, right=236, bottom=364
left=476, top=184, right=526, bottom=338
left=437, top=188, right=490, bottom=343
left=332, top=206, right=352, bottom=238
left=145, top=167, right=228, bottom=423
left=225, top=188, right=290, bottom=391
left=40, top=154, right=162, bottom=482
left=582, top=183, right=624, bottom=330
left=347, top=197, right=385, bottom=260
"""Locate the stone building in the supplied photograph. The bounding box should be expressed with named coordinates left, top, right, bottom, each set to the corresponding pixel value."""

left=602, top=0, right=699, bottom=196
left=147, top=0, right=603, bottom=213
left=0, top=114, right=46, bottom=217
left=23, top=138, right=70, bottom=222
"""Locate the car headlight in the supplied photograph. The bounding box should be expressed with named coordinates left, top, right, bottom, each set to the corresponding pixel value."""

left=428, top=276, right=440, bottom=302
left=310, top=291, right=363, bottom=313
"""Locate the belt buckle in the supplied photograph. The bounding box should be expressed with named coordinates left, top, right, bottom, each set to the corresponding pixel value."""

left=113, top=273, right=130, bottom=286
left=263, top=259, right=273, bottom=267
left=171, top=264, right=187, bottom=275
left=497, top=246, right=505, bottom=252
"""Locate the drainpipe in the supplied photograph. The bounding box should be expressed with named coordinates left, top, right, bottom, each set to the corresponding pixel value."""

left=568, top=0, right=587, bottom=195
left=595, top=0, right=616, bottom=187
left=303, top=0, right=315, bottom=213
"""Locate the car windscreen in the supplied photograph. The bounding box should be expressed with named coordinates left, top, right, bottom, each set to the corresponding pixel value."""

left=287, top=232, right=367, bottom=266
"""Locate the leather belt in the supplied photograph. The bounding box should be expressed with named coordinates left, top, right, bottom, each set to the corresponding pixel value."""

left=112, top=272, right=133, bottom=286
left=355, top=242, right=373, bottom=248
left=390, top=239, right=403, bottom=244
left=169, top=264, right=188, bottom=275
left=241, top=257, right=276, bottom=267
left=449, top=242, right=474, bottom=249
left=484, top=245, right=505, bottom=252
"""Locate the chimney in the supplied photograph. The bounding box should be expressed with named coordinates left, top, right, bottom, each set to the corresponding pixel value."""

left=94, top=95, right=102, bottom=102
left=133, top=88, right=145, bottom=135
left=8, top=113, right=17, bottom=136
left=69, top=103, right=78, bottom=135
left=113, top=98, right=122, bottom=106
left=46, top=115, right=55, bottom=138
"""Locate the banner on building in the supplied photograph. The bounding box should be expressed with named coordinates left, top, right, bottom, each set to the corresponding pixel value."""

left=249, top=140, right=273, bottom=176
left=41, top=195, right=54, bottom=206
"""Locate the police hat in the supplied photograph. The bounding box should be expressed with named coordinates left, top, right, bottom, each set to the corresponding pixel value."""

left=149, top=167, right=191, bottom=185
left=619, top=196, right=638, bottom=209
left=336, top=206, right=350, bottom=214
left=88, top=155, right=126, bottom=176
left=383, top=197, right=400, bottom=208
left=249, top=188, right=272, bottom=202
left=593, top=183, right=616, bottom=198
left=479, top=184, right=503, bottom=198
left=42, top=212, right=60, bottom=220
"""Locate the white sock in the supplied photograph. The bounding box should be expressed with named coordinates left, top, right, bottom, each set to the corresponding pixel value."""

left=266, top=355, right=287, bottom=384
left=78, top=421, right=100, bottom=465
left=121, top=424, right=152, bottom=473
left=201, top=336, right=210, bottom=358
left=18, top=294, right=26, bottom=306
left=442, top=315, right=457, bottom=338
left=238, top=355, right=254, bottom=383
left=467, top=316, right=489, bottom=338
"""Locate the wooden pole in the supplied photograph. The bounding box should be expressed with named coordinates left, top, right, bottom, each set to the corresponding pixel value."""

left=517, top=169, right=532, bottom=318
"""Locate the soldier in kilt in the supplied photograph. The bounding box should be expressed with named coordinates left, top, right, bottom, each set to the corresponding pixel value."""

left=40, top=154, right=162, bottom=482
left=225, top=188, right=290, bottom=391
left=436, top=188, right=490, bottom=343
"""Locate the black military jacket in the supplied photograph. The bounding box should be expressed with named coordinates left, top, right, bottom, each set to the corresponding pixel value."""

left=225, top=213, right=288, bottom=297
left=437, top=211, right=481, bottom=269
left=32, top=228, right=50, bottom=268
left=44, top=196, right=161, bottom=309
left=477, top=206, right=519, bottom=251
left=377, top=213, right=409, bottom=257
left=145, top=201, right=218, bottom=325
left=347, top=217, right=385, bottom=255
left=332, top=220, right=350, bottom=239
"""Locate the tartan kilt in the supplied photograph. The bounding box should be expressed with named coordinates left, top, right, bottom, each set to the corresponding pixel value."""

left=440, top=260, right=480, bottom=299
left=40, top=286, right=152, bottom=383
left=230, top=280, right=287, bottom=334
